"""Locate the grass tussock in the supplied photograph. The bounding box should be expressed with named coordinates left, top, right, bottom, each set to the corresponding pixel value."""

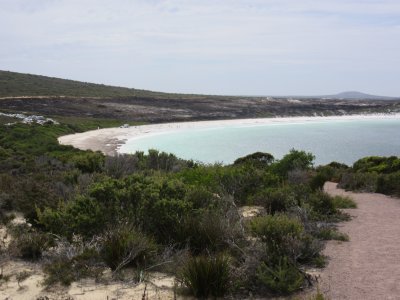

left=178, top=254, right=231, bottom=298
left=332, top=195, right=357, bottom=209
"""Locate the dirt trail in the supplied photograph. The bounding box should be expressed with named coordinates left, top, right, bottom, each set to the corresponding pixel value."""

left=322, top=182, right=400, bottom=300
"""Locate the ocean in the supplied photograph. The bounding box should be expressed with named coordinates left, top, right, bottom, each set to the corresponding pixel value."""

left=119, top=118, right=400, bottom=166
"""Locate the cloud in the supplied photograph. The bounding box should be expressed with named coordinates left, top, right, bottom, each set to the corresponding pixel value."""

left=0, top=0, right=399, bottom=95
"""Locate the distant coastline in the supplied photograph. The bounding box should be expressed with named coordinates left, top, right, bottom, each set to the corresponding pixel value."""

left=58, top=113, right=400, bottom=156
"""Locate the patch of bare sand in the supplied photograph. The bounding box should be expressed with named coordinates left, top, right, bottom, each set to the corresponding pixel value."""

left=321, top=182, right=400, bottom=299
left=0, top=217, right=177, bottom=299
left=0, top=261, right=176, bottom=300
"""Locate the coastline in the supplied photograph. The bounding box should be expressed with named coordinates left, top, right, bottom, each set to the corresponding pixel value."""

left=58, top=113, right=400, bottom=156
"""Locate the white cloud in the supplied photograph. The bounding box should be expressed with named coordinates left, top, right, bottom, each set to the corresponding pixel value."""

left=0, top=0, right=399, bottom=95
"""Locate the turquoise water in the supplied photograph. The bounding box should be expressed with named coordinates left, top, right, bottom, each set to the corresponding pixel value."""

left=119, top=118, right=400, bottom=165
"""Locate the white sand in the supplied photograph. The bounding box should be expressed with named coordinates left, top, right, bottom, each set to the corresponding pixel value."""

left=58, top=114, right=400, bottom=156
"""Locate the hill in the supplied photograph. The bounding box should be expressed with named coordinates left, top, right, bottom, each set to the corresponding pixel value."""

left=1, top=70, right=400, bottom=125
left=0, top=70, right=182, bottom=98
left=324, top=91, right=396, bottom=100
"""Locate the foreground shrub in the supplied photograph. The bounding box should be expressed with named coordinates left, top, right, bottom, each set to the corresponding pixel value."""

left=100, top=225, right=157, bottom=271
left=43, top=258, right=76, bottom=286
left=37, top=195, right=106, bottom=239
left=332, top=195, right=357, bottom=209
left=250, top=214, right=304, bottom=258
left=179, top=254, right=230, bottom=298
left=250, top=187, right=297, bottom=214
left=307, top=192, right=337, bottom=217
left=9, top=231, right=52, bottom=260
left=177, top=204, right=244, bottom=254
left=376, top=172, right=400, bottom=197
left=316, top=228, right=349, bottom=241
left=42, top=237, right=104, bottom=286
left=257, top=257, right=304, bottom=294
left=43, top=247, right=103, bottom=286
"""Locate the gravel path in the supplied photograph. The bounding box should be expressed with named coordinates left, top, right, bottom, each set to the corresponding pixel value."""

left=322, top=182, right=400, bottom=300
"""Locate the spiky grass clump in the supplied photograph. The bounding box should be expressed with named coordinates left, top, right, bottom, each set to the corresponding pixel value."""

left=332, top=195, right=357, bottom=209
left=180, top=254, right=230, bottom=298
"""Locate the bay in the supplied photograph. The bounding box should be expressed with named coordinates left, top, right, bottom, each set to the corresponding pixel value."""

left=119, top=118, right=400, bottom=165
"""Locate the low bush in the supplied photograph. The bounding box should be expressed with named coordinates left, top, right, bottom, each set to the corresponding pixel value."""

left=37, top=195, right=106, bottom=238
left=316, top=228, right=349, bottom=241
left=250, top=214, right=304, bottom=259
left=179, top=254, right=231, bottom=298
left=43, top=258, right=76, bottom=286
left=339, top=172, right=378, bottom=193
left=376, top=172, right=400, bottom=197
left=100, top=225, right=157, bottom=271
left=9, top=231, right=52, bottom=260
left=256, top=256, right=304, bottom=294
left=250, top=187, right=297, bottom=214
left=311, top=255, right=327, bottom=268
left=296, top=234, right=324, bottom=264
left=307, top=192, right=337, bottom=218
left=177, top=207, right=244, bottom=254
left=42, top=237, right=104, bottom=286
left=331, top=195, right=357, bottom=209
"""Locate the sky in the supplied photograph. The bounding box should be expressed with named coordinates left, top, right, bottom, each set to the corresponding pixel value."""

left=0, top=0, right=400, bottom=96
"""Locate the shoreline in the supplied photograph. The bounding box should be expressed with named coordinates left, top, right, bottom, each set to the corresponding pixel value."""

left=58, top=113, right=400, bottom=156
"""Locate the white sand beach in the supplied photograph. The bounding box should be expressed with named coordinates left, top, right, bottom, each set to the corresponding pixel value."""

left=58, top=114, right=400, bottom=156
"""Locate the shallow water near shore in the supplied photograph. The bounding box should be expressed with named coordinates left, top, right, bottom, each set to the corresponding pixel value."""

left=119, top=118, right=400, bottom=165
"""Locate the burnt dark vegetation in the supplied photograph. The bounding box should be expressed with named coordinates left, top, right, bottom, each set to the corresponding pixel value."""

left=2, top=70, right=400, bottom=124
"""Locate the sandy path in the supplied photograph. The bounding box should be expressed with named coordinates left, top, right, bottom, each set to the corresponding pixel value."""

left=322, top=182, right=400, bottom=300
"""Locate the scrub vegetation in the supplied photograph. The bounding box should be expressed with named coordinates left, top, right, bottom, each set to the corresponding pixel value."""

left=0, top=120, right=373, bottom=298
left=314, top=157, right=400, bottom=197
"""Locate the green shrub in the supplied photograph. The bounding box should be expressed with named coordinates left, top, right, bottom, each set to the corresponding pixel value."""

left=296, top=234, right=324, bottom=264
left=179, top=254, right=230, bottom=298
left=177, top=209, right=243, bottom=254
left=310, top=163, right=348, bottom=190
left=70, top=151, right=104, bottom=173
left=307, top=192, right=337, bottom=217
left=256, top=257, right=304, bottom=294
left=250, top=214, right=304, bottom=257
left=309, top=173, right=328, bottom=191
left=100, top=225, right=157, bottom=271
left=233, top=152, right=274, bottom=167
left=311, top=255, right=327, bottom=268
left=332, top=195, right=357, bottom=209
left=353, top=156, right=400, bottom=173
left=250, top=187, right=297, bottom=214
left=339, top=172, right=378, bottom=192
left=272, top=149, right=315, bottom=178
left=37, top=195, right=106, bottom=238
left=316, top=228, right=349, bottom=241
left=377, top=172, right=400, bottom=196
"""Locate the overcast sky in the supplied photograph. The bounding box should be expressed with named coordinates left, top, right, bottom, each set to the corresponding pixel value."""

left=1, top=0, right=399, bottom=96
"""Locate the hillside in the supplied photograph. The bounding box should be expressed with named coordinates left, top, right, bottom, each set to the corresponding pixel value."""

left=0, top=70, right=180, bottom=98
left=1, top=70, right=400, bottom=125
